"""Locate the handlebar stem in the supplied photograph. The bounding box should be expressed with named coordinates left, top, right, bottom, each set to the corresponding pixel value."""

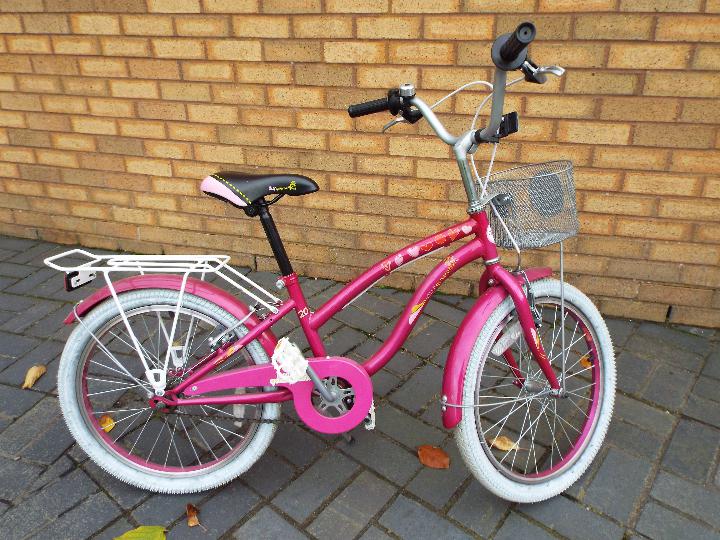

left=453, top=130, right=484, bottom=214
left=477, top=68, right=507, bottom=142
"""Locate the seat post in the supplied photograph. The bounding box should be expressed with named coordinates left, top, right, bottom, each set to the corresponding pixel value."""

left=257, top=205, right=294, bottom=276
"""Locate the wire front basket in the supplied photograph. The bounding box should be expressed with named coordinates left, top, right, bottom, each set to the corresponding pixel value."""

left=480, top=160, right=579, bottom=250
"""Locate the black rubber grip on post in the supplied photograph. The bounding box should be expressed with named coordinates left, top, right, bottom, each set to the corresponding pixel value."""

left=500, top=22, right=536, bottom=63
left=348, top=98, right=389, bottom=118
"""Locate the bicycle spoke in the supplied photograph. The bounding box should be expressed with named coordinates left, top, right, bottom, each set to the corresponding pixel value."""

left=473, top=292, right=605, bottom=482
left=87, top=383, right=146, bottom=397
left=566, top=396, right=589, bottom=420
left=483, top=393, right=529, bottom=439
left=189, top=416, right=218, bottom=460
left=525, top=399, right=545, bottom=474
left=108, top=329, right=160, bottom=370
left=564, top=389, right=592, bottom=402
left=504, top=399, right=531, bottom=469
left=139, top=312, right=159, bottom=360
left=112, top=409, right=147, bottom=443
left=129, top=411, right=153, bottom=455
left=178, top=416, right=200, bottom=466
left=78, top=303, right=264, bottom=474
left=199, top=406, right=233, bottom=450
left=93, top=407, right=149, bottom=415
left=549, top=406, right=581, bottom=435
left=146, top=420, right=166, bottom=464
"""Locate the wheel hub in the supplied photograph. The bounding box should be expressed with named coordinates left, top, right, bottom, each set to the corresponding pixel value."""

left=522, top=378, right=547, bottom=395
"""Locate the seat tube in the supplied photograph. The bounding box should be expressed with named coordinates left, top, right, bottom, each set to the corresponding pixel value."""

left=282, top=273, right=327, bottom=357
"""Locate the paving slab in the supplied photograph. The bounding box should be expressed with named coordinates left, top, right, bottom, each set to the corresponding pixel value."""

left=519, top=495, right=624, bottom=540
left=406, top=443, right=469, bottom=509
left=495, top=512, right=557, bottom=540
left=651, top=471, right=720, bottom=530
left=379, top=495, right=472, bottom=540
left=636, top=501, right=719, bottom=540
left=272, top=451, right=359, bottom=523
left=448, top=480, right=509, bottom=537
left=661, top=419, right=720, bottom=483
left=232, top=506, right=305, bottom=540
left=307, top=470, right=395, bottom=540
left=583, top=448, right=653, bottom=522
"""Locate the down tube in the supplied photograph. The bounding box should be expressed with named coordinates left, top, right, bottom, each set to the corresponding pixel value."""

left=363, top=239, right=485, bottom=376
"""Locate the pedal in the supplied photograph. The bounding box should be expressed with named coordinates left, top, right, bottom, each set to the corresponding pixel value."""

left=270, top=338, right=310, bottom=385
left=364, top=399, right=376, bottom=430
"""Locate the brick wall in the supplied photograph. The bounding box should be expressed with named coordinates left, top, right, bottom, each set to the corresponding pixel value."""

left=0, top=0, right=718, bottom=327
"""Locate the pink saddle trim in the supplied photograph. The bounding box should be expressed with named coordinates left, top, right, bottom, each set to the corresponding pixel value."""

left=201, top=175, right=248, bottom=207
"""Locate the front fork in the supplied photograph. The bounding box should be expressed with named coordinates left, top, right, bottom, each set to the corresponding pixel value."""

left=485, top=263, right=561, bottom=391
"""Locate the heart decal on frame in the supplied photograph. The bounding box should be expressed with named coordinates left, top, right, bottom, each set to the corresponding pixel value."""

left=394, top=254, right=404, bottom=266
left=408, top=246, right=420, bottom=258
left=461, top=225, right=473, bottom=235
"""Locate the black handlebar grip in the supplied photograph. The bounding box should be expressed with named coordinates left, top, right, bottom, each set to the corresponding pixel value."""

left=347, top=97, right=390, bottom=118
left=500, top=22, right=536, bottom=63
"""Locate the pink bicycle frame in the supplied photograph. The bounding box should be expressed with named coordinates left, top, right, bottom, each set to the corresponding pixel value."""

left=68, top=212, right=558, bottom=429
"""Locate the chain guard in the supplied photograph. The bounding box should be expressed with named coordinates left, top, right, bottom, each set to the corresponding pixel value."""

left=181, top=356, right=373, bottom=434
left=285, top=357, right=373, bottom=434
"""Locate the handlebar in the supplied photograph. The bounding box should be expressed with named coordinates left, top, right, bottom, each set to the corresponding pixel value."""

left=491, top=21, right=536, bottom=71
left=500, top=22, right=536, bottom=64
left=346, top=20, right=559, bottom=145
left=348, top=97, right=389, bottom=118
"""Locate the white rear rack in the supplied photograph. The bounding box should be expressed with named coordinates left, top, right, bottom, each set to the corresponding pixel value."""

left=44, top=249, right=282, bottom=395
left=44, top=249, right=281, bottom=313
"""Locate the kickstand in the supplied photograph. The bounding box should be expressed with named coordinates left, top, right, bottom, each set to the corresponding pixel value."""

left=340, top=432, right=355, bottom=445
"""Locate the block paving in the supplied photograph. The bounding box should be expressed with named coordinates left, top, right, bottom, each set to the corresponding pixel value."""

left=0, top=235, right=718, bottom=539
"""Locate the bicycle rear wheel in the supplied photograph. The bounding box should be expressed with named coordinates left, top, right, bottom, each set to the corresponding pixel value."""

left=455, top=278, right=615, bottom=502
left=58, top=289, right=280, bottom=493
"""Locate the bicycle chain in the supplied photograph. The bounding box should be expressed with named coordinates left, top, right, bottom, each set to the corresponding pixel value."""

left=158, top=409, right=306, bottom=426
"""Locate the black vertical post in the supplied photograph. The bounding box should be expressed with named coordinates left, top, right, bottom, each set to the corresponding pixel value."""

left=257, top=205, right=294, bottom=276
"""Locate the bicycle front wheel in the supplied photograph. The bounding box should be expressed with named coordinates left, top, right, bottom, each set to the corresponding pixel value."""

left=58, top=289, right=280, bottom=494
left=455, top=278, right=615, bottom=503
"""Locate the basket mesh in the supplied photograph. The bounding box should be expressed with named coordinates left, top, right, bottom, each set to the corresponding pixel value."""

left=478, top=160, right=579, bottom=250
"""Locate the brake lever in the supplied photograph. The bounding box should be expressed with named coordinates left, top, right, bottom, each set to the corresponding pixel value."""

left=522, top=60, right=565, bottom=84
left=382, top=116, right=406, bottom=133
left=536, top=65, right=565, bottom=77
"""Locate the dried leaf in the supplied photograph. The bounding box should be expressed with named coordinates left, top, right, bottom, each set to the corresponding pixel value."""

left=487, top=435, right=520, bottom=452
left=186, top=503, right=200, bottom=528
left=113, top=525, right=166, bottom=540
left=99, top=414, right=115, bottom=433
left=579, top=354, right=592, bottom=369
left=417, top=445, right=450, bottom=469
left=21, top=364, right=46, bottom=389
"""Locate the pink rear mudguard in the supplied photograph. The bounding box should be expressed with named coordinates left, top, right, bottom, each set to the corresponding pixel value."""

left=442, top=267, right=552, bottom=429
left=64, top=274, right=278, bottom=357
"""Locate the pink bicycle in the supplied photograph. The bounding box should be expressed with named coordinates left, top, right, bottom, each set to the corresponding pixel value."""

left=46, top=22, right=615, bottom=503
